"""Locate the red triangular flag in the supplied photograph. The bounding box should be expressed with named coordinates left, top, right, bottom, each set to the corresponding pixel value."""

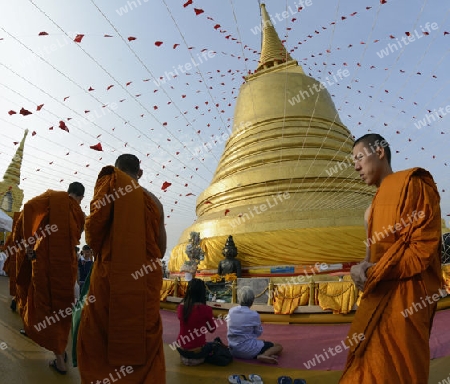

left=161, top=181, right=172, bottom=191
left=19, top=107, right=32, bottom=116
left=74, top=34, right=84, bottom=43
left=59, top=121, right=69, bottom=132
left=90, top=143, right=103, bottom=151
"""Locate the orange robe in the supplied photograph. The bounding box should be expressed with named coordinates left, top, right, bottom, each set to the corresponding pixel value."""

left=16, top=190, right=85, bottom=354
left=77, top=167, right=166, bottom=384
left=340, top=168, right=443, bottom=383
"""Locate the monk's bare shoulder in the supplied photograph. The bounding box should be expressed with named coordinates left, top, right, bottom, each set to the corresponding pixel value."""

left=364, top=204, right=372, bottom=228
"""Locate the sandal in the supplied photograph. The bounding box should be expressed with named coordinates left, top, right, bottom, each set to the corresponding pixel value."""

left=278, top=377, right=293, bottom=384
left=229, top=374, right=251, bottom=384
left=248, top=374, right=264, bottom=383
left=19, top=329, right=28, bottom=337
left=49, top=359, right=67, bottom=375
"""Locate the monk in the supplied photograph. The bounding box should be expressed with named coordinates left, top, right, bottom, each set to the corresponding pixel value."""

left=77, top=154, right=167, bottom=384
left=339, top=134, right=443, bottom=383
left=15, top=182, right=85, bottom=374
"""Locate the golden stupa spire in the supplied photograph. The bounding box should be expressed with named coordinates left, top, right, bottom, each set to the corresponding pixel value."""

left=3, top=129, right=28, bottom=185
left=256, top=3, right=294, bottom=71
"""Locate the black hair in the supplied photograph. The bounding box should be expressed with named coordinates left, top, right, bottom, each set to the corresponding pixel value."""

left=353, top=133, right=391, bottom=166
left=67, top=182, right=85, bottom=197
left=181, top=278, right=206, bottom=323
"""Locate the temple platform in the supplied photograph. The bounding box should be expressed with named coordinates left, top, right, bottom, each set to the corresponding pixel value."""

left=164, top=264, right=450, bottom=322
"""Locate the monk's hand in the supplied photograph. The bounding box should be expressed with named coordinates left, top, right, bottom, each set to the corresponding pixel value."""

left=351, top=261, right=375, bottom=291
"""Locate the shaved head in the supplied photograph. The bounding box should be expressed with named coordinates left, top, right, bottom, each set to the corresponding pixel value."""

left=115, top=154, right=140, bottom=178
left=67, top=182, right=85, bottom=197
left=353, top=133, right=391, bottom=166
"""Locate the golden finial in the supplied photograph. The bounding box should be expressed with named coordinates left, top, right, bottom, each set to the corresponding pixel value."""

left=256, top=4, right=294, bottom=72
left=3, top=129, right=28, bottom=185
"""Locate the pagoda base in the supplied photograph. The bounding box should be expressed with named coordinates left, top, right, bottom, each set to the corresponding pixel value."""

left=161, top=264, right=450, bottom=323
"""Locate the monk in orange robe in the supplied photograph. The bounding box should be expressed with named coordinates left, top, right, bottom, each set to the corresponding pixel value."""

left=15, top=183, right=85, bottom=374
left=339, top=134, right=443, bottom=383
left=77, top=154, right=167, bottom=384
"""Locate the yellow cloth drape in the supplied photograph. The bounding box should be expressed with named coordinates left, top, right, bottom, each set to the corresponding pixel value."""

left=160, top=279, right=175, bottom=301
left=169, top=226, right=367, bottom=272
left=317, top=281, right=357, bottom=314
left=177, top=281, right=188, bottom=298
left=273, top=284, right=309, bottom=314
left=443, top=264, right=450, bottom=293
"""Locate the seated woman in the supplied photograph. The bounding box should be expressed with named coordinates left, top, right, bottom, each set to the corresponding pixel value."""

left=176, top=278, right=217, bottom=366
left=227, top=286, right=283, bottom=364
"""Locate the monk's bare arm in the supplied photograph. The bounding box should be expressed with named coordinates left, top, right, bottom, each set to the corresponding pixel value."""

left=350, top=205, right=374, bottom=290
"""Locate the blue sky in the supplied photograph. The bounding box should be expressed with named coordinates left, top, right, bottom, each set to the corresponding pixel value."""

left=0, top=0, right=449, bottom=259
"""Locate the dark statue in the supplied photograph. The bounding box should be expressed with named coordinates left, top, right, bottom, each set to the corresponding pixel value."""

left=217, top=235, right=241, bottom=277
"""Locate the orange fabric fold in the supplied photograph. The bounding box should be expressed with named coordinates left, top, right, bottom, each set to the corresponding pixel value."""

left=340, top=168, right=443, bottom=383
left=160, top=279, right=175, bottom=301
left=78, top=167, right=165, bottom=384
left=108, top=169, right=147, bottom=364
left=177, top=281, right=189, bottom=298
left=17, top=191, right=84, bottom=354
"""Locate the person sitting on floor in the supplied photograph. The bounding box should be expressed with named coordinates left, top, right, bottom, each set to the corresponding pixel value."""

left=176, top=278, right=217, bottom=366
left=227, top=286, right=283, bottom=364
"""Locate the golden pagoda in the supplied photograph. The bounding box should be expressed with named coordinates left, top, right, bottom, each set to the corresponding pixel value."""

left=169, top=4, right=373, bottom=272
left=0, top=129, right=28, bottom=218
